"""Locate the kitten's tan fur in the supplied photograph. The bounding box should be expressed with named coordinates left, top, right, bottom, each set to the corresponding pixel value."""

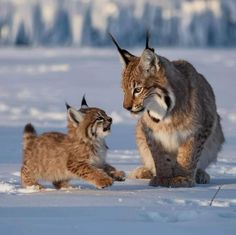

left=21, top=99, right=125, bottom=190
left=111, top=33, right=224, bottom=187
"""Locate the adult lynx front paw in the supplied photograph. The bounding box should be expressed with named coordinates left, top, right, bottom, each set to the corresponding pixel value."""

left=149, top=176, right=195, bottom=188
left=128, top=167, right=153, bottom=179
left=110, top=170, right=126, bottom=181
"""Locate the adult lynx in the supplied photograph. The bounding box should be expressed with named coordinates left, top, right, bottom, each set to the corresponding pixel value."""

left=110, top=33, right=224, bottom=187
left=21, top=97, right=125, bottom=189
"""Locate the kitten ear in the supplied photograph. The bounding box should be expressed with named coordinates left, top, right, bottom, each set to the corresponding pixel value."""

left=67, top=107, right=84, bottom=125
left=139, top=49, right=160, bottom=77
left=65, top=102, right=71, bottom=110
left=109, top=33, right=135, bottom=68
left=81, top=95, right=88, bottom=109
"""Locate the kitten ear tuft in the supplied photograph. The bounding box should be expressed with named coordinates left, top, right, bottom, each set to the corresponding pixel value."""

left=65, top=102, right=71, bottom=110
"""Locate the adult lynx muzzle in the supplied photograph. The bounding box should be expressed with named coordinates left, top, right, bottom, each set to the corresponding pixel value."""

left=21, top=97, right=125, bottom=190
left=110, top=33, right=224, bottom=187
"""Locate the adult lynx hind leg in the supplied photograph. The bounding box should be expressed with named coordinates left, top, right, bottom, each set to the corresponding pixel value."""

left=128, top=120, right=155, bottom=179
left=196, top=115, right=225, bottom=184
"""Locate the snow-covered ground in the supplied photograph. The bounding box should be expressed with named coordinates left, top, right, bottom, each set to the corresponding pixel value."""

left=0, top=48, right=236, bottom=234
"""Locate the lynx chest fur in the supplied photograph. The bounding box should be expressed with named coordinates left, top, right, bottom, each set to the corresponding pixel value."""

left=90, top=139, right=108, bottom=167
left=152, top=128, right=191, bottom=153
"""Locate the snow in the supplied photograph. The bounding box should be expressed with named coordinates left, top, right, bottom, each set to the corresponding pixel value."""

left=0, top=48, right=236, bottom=234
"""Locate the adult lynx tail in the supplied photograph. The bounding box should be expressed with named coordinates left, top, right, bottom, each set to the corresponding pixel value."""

left=23, top=123, right=37, bottom=149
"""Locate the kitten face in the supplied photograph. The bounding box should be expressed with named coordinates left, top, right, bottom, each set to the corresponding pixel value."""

left=67, top=106, right=112, bottom=139
left=80, top=107, right=112, bottom=138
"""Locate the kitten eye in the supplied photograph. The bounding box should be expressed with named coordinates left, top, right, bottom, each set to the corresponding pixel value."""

left=96, top=117, right=103, bottom=121
left=134, top=87, right=143, bottom=95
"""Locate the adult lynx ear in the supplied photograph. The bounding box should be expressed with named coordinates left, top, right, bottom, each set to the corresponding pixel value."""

left=139, top=49, right=160, bottom=77
left=109, top=33, right=135, bottom=68
left=67, top=107, right=84, bottom=125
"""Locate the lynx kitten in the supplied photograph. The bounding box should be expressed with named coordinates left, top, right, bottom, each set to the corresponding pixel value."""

left=21, top=97, right=125, bottom=190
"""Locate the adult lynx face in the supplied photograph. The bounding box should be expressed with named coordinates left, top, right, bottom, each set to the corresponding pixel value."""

left=110, top=33, right=175, bottom=122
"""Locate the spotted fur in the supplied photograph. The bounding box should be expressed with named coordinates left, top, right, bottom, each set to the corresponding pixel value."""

left=21, top=98, right=125, bottom=190
left=111, top=34, right=224, bottom=187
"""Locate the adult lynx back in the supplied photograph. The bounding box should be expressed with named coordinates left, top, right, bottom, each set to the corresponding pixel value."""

left=110, top=33, right=224, bottom=187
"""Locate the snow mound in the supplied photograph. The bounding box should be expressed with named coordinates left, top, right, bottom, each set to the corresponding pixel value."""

left=0, top=181, right=15, bottom=193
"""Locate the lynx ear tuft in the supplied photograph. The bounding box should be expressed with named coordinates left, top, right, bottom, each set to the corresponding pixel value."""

left=65, top=102, right=71, bottom=110
left=145, top=30, right=155, bottom=52
left=109, top=32, right=135, bottom=68
left=81, top=95, right=89, bottom=108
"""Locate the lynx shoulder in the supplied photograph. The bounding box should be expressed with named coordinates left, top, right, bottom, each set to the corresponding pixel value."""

left=21, top=97, right=125, bottom=190
left=110, top=33, right=224, bottom=187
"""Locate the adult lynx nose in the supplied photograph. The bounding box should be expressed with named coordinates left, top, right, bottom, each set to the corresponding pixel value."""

left=123, top=103, right=132, bottom=111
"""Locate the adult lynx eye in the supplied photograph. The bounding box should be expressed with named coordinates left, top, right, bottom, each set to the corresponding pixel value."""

left=134, top=87, right=143, bottom=94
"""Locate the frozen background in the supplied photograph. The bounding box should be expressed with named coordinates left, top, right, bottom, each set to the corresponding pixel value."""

left=0, top=0, right=236, bottom=234
left=0, top=0, right=236, bottom=47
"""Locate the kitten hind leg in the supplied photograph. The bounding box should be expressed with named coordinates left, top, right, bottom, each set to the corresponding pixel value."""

left=21, top=166, right=44, bottom=189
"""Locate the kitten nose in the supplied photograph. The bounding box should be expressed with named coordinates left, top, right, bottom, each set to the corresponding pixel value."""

left=108, top=117, right=112, bottom=123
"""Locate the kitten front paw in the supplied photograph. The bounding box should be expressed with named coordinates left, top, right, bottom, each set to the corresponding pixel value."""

left=95, top=176, right=113, bottom=189
left=149, top=176, right=195, bottom=188
left=26, top=184, right=44, bottom=191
